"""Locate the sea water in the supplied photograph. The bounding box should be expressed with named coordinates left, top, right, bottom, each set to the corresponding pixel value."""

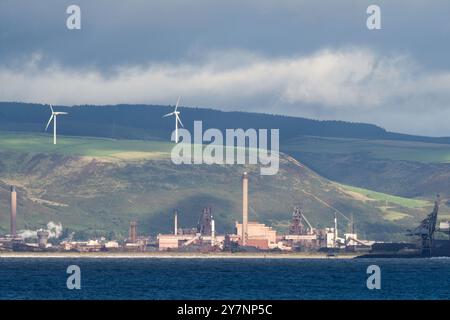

left=0, top=258, right=449, bottom=300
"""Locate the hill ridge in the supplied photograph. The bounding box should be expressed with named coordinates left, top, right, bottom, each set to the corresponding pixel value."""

left=2, top=102, right=450, bottom=144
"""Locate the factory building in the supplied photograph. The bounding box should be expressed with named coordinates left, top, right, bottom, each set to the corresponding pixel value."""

left=225, top=172, right=280, bottom=250
left=158, top=234, right=181, bottom=250
left=222, top=172, right=279, bottom=250
left=235, top=222, right=277, bottom=249
left=1, top=173, right=376, bottom=254
left=125, top=221, right=147, bottom=251
left=158, top=234, right=197, bottom=251
left=157, top=233, right=225, bottom=251
left=283, top=207, right=321, bottom=250
left=439, top=221, right=450, bottom=239
left=284, top=234, right=319, bottom=250
left=60, top=238, right=132, bottom=252
left=158, top=210, right=199, bottom=250
left=157, top=207, right=223, bottom=251
left=325, top=227, right=338, bottom=248
left=61, top=239, right=103, bottom=252
left=104, top=241, right=120, bottom=250
left=343, top=233, right=359, bottom=246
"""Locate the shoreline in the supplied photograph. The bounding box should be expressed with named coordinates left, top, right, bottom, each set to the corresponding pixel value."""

left=0, top=252, right=360, bottom=259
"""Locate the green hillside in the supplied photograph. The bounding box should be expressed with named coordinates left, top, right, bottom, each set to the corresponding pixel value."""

left=283, top=136, right=450, bottom=198
left=0, top=131, right=439, bottom=241
left=0, top=131, right=172, bottom=160
left=337, top=184, right=429, bottom=209
left=283, top=136, right=450, bottom=163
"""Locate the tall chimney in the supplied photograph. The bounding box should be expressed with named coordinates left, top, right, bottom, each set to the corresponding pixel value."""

left=37, top=230, right=49, bottom=248
left=334, top=212, right=338, bottom=248
left=242, top=172, right=248, bottom=246
left=129, top=221, right=137, bottom=243
left=174, top=210, right=178, bottom=235
left=10, top=186, right=17, bottom=238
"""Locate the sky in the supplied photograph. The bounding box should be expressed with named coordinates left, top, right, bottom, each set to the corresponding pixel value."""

left=1, top=0, right=450, bottom=136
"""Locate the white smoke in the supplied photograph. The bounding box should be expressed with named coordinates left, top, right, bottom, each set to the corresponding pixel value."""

left=46, top=221, right=63, bottom=238
left=18, top=229, right=38, bottom=239
left=18, top=221, right=63, bottom=239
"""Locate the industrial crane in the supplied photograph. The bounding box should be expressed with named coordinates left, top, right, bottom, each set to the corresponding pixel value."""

left=407, top=195, right=440, bottom=256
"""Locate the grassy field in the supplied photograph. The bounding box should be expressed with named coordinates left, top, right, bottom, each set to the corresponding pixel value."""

left=0, top=131, right=265, bottom=159
left=336, top=183, right=437, bottom=223
left=5, top=131, right=449, bottom=163
left=337, top=183, right=430, bottom=208
left=283, top=136, right=450, bottom=163
left=0, top=131, right=173, bottom=160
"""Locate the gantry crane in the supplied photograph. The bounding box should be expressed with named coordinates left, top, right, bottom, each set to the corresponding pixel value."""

left=407, top=195, right=440, bottom=256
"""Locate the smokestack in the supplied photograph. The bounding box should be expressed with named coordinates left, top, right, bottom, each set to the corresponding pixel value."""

left=242, top=172, right=248, bottom=246
left=174, top=210, right=178, bottom=235
left=334, top=212, right=338, bottom=248
left=37, top=230, right=49, bottom=248
left=10, top=186, right=16, bottom=238
left=129, top=221, right=137, bottom=243
left=211, top=218, right=215, bottom=239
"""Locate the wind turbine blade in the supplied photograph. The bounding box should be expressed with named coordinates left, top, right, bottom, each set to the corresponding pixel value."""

left=49, top=104, right=54, bottom=113
left=176, top=114, right=184, bottom=128
left=56, top=112, right=68, bottom=115
left=174, top=96, right=181, bottom=112
left=45, top=114, right=54, bottom=131
left=162, top=112, right=174, bottom=118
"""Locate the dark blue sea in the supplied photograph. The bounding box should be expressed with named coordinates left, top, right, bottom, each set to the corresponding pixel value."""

left=0, top=258, right=449, bottom=300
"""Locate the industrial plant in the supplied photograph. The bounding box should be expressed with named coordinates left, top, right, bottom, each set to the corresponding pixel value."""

left=1, top=172, right=450, bottom=257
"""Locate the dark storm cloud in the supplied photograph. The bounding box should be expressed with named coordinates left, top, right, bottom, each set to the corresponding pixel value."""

left=1, top=0, right=449, bottom=70
left=1, top=0, right=450, bottom=136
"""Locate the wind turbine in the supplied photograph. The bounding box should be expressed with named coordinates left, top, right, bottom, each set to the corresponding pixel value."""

left=45, top=105, right=68, bottom=145
left=163, top=96, right=184, bottom=143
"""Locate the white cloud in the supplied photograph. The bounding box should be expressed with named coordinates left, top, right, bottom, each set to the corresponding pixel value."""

left=1, top=47, right=450, bottom=135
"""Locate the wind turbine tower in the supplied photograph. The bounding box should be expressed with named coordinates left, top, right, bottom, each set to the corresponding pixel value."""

left=45, top=105, right=68, bottom=145
left=163, top=97, right=184, bottom=143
